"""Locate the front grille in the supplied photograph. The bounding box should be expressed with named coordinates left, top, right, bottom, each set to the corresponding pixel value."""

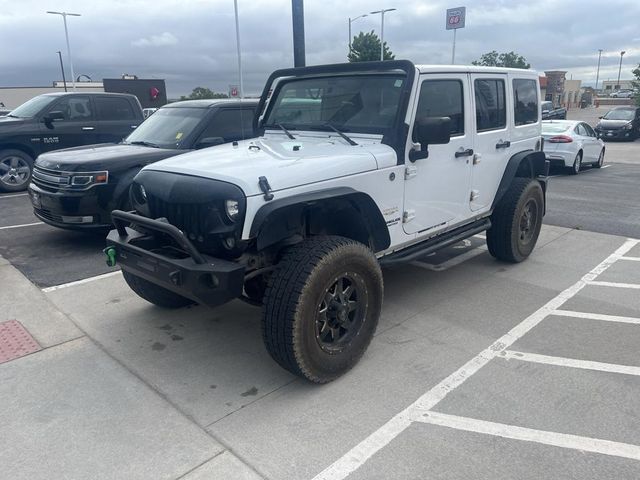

left=147, top=197, right=211, bottom=241
left=34, top=208, right=63, bottom=223
left=32, top=166, right=71, bottom=191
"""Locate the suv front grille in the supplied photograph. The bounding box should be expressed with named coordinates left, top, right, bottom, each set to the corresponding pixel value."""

left=32, top=166, right=71, bottom=191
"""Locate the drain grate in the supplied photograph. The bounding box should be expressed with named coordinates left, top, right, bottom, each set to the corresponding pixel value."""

left=0, top=320, right=41, bottom=364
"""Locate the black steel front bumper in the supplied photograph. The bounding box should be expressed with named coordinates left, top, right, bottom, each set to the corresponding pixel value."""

left=106, top=210, right=245, bottom=307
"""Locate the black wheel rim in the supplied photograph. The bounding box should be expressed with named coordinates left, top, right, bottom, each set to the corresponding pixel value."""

left=518, top=199, right=539, bottom=246
left=0, top=156, right=30, bottom=187
left=315, top=274, right=365, bottom=353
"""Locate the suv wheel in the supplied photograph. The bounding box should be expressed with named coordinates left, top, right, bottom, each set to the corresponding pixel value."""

left=486, top=178, right=544, bottom=263
left=122, top=270, right=194, bottom=308
left=0, top=149, right=33, bottom=192
left=262, top=236, right=383, bottom=383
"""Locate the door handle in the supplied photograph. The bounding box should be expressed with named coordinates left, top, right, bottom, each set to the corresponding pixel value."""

left=81, top=126, right=95, bottom=131
left=130, top=125, right=138, bottom=129
left=455, top=148, right=474, bottom=158
left=495, top=140, right=511, bottom=149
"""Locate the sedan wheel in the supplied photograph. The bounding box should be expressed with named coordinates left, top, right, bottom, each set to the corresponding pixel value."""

left=593, top=149, right=605, bottom=168
left=569, top=152, right=582, bottom=175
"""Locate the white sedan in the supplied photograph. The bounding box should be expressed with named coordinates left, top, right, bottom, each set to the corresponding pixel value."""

left=542, top=120, right=605, bottom=174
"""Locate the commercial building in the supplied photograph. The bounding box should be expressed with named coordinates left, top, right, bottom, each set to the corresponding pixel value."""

left=0, top=82, right=104, bottom=109
left=601, top=80, right=634, bottom=92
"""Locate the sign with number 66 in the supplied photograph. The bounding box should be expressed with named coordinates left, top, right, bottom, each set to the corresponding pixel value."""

left=446, top=6, right=466, bottom=30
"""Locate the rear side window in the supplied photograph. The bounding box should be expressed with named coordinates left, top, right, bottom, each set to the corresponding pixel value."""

left=416, top=80, right=464, bottom=136
left=52, top=96, right=94, bottom=121
left=575, top=124, right=588, bottom=136
left=198, top=108, right=255, bottom=142
left=513, top=79, right=538, bottom=126
left=95, top=97, right=135, bottom=120
left=474, top=79, right=506, bottom=132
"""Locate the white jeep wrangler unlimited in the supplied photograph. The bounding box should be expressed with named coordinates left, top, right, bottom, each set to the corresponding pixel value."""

left=106, top=60, right=547, bottom=383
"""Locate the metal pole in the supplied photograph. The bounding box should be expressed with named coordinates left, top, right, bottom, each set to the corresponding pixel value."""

left=595, top=49, right=602, bottom=91
left=233, top=0, right=243, bottom=98
left=57, top=51, right=67, bottom=92
left=616, top=51, right=625, bottom=90
left=451, top=29, right=457, bottom=64
left=348, top=18, right=351, bottom=52
left=292, top=0, right=306, bottom=67
left=380, top=11, right=385, bottom=61
left=61, top=14, right=76, bottom=91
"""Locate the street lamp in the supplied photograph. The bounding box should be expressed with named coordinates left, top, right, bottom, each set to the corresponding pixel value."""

left=348, top=14, right=368, bottom=53
left=233, top=0, right=243, bottom=97
left=56, top=51, right=67, bottom=92
left=595, top=49, right=603, bottom=92
left=47, top=11, right=81, bottom=91
left=616, top=50, right=625, bottom=90
left=370, top=8, right=396, bottom=61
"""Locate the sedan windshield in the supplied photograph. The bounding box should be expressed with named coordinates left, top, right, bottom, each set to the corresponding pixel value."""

left=125, top=107, right=208, bottom=149
left=603, top=109, right=635, bottom=121
left=9, top=95, right=56, bottom=118
left=264, top=74, right=405, bottom=134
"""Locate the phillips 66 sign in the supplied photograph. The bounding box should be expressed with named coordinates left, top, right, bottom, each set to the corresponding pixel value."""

left=446, top=7, right=466, bottom=30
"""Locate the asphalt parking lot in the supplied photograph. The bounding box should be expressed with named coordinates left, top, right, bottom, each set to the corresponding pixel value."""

left=1, top=126, right=640, bottom=479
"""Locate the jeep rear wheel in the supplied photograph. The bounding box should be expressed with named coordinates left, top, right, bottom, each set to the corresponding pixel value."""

left=262, top=236, right=383, bottom=383
left=486, top=178, right=544, bottom=263
left=122, top=270, right=194, bottom=308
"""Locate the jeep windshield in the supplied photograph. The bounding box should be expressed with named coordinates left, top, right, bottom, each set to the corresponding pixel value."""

left=263, top=74, right=405, bottom=135
left=124, top=107, right=208, bottom=149
left=9, top=95, right=56, bottom=118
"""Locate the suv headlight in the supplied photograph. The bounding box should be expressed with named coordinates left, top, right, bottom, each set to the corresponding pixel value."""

left=71, top=171, right=108, bottom=187
left=623, top=122, right=633, bottom=130
left=225, top=199, right=240, bottom=221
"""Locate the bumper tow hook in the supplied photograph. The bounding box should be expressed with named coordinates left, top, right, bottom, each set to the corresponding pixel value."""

left=103, top=247, right=117, bottom=267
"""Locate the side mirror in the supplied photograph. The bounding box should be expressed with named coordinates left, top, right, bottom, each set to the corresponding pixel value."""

left=598, top=116, right=604, bottom=119
left=410, top=116, right=451, bottom=162
left=43, top=110, right=65, bottom=124
left=195, top=136, right=225, bottom=149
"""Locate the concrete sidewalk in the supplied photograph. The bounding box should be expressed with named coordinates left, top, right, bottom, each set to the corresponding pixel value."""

left=0, top=257, right=263, bottom=480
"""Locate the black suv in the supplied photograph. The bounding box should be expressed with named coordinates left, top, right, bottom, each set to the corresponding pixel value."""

left=29, top=99, right=257, bottom=229
left=0, top=92, right=143, bottom=192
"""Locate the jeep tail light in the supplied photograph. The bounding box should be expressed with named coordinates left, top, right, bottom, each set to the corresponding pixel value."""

left=547, top=135, right=573, bottom=143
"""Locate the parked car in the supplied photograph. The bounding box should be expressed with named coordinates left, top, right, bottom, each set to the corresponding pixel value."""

left=609, top=90, right=633, bottom=98
left=142, top=108, right=158, bottom=119
left=541, top=101, right=567, bottom=120
left=595, top=106, right=640, bottom=140
left=0, top=108, right=11, bottom=117
left=542, top=120, right=605, bottom=174
left=0, top=92, right=143, bottom=192
left=106, top=60, right=548, bottom=382
left=28, top=99, right=257, bottom=229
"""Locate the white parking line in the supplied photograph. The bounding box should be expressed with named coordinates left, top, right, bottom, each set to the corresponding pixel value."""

left=311, top=238, right=639, bottom=480
left=601, top=165, right=612, bottom=169
left=0, top=193, right=28, bottom=199
left=0, top=221, right=44, bottom=231
left=588, top=280, right=640, bottom=290
left=41, top=271, right=121, bottom=293
left=620, top=256, right=640, bottom=262
left=552, top=309, right=640, bottom=325
left=417, top=411, right=640, bottom=461
left=501, top=350, right=640, bottom=377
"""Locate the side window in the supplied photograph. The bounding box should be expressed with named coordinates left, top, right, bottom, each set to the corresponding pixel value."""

left=94, top=97, right=135, bottom=120
left=474, top=79, right=506, bottom=132
left=513, top=79, right=538, bottom=126
left=575, top=124, right=587, bottom=136
left=583, top=123, right=596, bottom=137
left=52, top=96, right=94, bottom=121
left=198, top=108, right=255, bottom=143
left=415, top=80, right=464, bottom=136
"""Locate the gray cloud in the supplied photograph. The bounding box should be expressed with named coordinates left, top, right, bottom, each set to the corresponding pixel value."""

left=0, top=0, right=638, bottom=98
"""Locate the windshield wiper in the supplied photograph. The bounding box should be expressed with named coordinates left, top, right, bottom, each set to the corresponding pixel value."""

left=311, top=122, right=358, bottom=146
left=264, top=123, right=296, bottom=140
left=128, top=140, right=160, bottom=148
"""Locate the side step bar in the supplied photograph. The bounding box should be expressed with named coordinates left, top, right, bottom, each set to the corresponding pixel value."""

left=380, top=218, right=491, bottom=266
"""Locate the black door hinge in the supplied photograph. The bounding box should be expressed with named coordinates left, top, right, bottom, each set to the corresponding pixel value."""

left=258, top=176, right=274, bottom=201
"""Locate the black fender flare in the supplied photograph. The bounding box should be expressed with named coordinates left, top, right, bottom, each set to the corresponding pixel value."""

left=249, top=187, right=391, bottom=252
left=491, top=150, right=548, bottom=211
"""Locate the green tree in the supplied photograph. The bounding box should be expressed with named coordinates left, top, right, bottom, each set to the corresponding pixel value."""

left=348, top=30, right=395, bottom=62
left=632, top=64, right=640, bottom=106
left=472, top=50, right=531, bottom=69
left=180, top=87, right=228, bottom=100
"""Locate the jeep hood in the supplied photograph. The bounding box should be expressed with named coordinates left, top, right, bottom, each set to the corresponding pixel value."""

left=143, top=135, right=394, bottom=197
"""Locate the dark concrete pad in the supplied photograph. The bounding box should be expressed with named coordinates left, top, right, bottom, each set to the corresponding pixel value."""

left=0, top=193, right=36, bottom=227
left=435, top=359, right=640, bottom=446
left=349, top=422, right=640, bottom=480
left=563, top=284, right=640, bottom=318
left=512, top=315, right=640, bottom=367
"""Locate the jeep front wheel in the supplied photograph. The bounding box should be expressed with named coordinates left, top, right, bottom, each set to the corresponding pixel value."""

left=262, top=236, right=383, bottom=383
left=486, top=178, right=544, bottom=263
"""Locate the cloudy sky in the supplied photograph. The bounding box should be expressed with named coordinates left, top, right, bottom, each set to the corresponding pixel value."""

left=1, top=0, right=638, bottom=98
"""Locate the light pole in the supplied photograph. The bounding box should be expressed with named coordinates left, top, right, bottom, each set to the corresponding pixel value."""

left=348, top=14, right=368, bottom=54
left=233, top=0, right=243, bottom=97
left=595, top=49, right=603, bottom=92
left=56, top=51, right=67, bottom=92
left=616, top=50, right=625, bottom=90
left=370, top=8, right=396, bottom=61
left=47, top=11, right=80, bottom=91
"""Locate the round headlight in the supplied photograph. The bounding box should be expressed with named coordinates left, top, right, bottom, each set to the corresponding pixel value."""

left=225, top=199, right=240, bottom=221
